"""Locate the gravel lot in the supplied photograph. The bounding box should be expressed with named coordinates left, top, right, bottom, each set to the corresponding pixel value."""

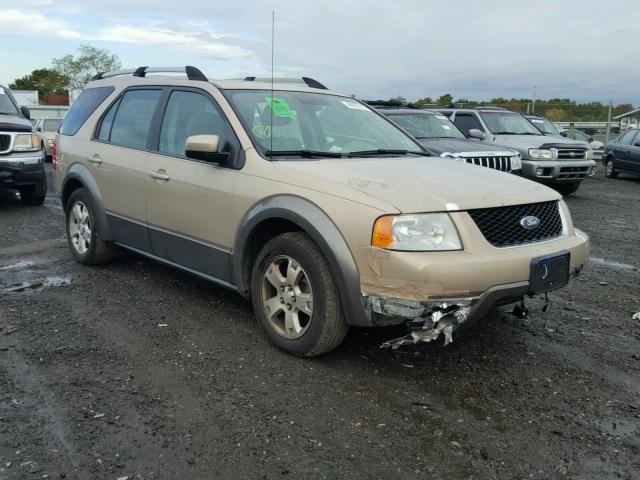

left=1, top=166, right=638, bottom=480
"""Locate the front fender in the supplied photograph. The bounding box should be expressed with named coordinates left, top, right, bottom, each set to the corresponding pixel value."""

left=233, top=195, right=369, bottom=327
left=61, top=163, right=113, bottom=241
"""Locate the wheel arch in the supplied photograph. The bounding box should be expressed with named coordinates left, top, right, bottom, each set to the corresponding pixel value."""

left=61, top=163, right=114, bottom=241
left=233, top=195, right=369, bottom=327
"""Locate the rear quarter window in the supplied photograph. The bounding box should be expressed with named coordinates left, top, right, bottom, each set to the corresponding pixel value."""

left=60, top=86, right=114, bottom=136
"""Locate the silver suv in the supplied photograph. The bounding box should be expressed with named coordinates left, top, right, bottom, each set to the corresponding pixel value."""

left=53, top=66, right=590, bottom=356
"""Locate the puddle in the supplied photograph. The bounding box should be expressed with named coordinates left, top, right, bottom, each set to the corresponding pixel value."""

left=0, top=260, right=35, bottom=271
left=3, top=276, right=71, bottom=293
left=590, top=257, right=637, bottom=271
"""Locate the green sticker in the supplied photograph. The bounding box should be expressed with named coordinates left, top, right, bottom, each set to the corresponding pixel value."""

left=265, top=97, right=296, bottom=118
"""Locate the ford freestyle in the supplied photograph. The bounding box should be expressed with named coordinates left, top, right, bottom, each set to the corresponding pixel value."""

left=52, top=67, right=590, bottom=356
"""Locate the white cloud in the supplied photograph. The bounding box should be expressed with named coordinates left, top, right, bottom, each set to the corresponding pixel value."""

left=0, top=9, right=82, bottom=39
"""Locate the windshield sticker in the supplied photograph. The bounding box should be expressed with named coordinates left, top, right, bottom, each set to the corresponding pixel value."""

left=265, top=97, right=296, bottom=118
left=531, top=119, right=543, bottom=123
left=252, top=125, right=271, bottom=139
left=0, top=87, right=5, bottom=95
left=441, top=125, right=451, bottom=130
left=341, top=101, right=369, bottom=111
left=435, top=115, right=447, bottom=120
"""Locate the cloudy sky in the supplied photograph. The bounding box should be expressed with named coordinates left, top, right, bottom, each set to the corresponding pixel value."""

left=1, top=0, right=638, bottom=104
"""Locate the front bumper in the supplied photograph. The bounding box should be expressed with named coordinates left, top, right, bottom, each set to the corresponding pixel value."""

left=521, top=159, right=597, bottom=183
left=0, top=153, right=45, bottom=187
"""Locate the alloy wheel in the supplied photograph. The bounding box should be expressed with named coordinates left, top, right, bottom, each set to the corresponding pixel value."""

left=68, top=201, right=92, bottom=255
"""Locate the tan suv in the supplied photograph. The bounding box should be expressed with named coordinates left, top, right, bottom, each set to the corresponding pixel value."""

left=53, top=66, right=590, bottom=356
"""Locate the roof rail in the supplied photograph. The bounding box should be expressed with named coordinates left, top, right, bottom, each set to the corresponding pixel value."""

left=242, top=76, right=328, bottom=90
left=363, top=100, right=425, bottom=110
left=92, top=66, right=208, bottom=82
left=472, top=105, right=509, bottom=110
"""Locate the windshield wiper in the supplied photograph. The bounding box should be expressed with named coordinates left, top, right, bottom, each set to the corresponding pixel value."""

left=347, top=149, right=429, bottom=157
left=265, top=150, right=344, bottom=158
left=492, top=131, right=539, bottom=135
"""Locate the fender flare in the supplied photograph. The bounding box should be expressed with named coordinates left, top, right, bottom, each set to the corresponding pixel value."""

left=233, top=195, right=369, bottom=327
left=61, top=163, right=114, bottom=241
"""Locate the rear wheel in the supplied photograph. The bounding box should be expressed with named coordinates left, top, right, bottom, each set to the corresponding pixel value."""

left=251, top=232, right=348, bottom=357
left=554, top=182, right=581, bottom=196
left=65, top=188, right=115, bottom=264
left=605, top=158, right=618, bottom=178
left=19, top=179, right=46, bottom=206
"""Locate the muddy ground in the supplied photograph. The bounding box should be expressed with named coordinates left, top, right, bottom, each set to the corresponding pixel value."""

left=1, top=166, right=638, bottom=480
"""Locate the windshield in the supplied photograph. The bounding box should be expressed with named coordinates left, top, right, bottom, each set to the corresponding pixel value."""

left=528, top=116, right=559, bottom=135
left=388, top=112, right=465, bottom=139
left=481, top=112, right=542, bottom=135
left=0, top=88, right=19, bottom=116
left=573, top=130, right=590, bottom=141
left=225, top=90, right=424, bottom=157
left=43, top=119, right=63, bottom=131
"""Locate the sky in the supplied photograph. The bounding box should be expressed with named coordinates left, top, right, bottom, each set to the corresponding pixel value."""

left=1, top=0, right=638, bottom=105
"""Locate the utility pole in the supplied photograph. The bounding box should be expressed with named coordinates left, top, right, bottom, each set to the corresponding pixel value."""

left=605, top=100, right=612, bottom=145
left=532, top=86, right=536, bottom=114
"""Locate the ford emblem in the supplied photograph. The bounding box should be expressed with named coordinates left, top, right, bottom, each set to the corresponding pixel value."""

left=520, top=216, right=540, bottom=230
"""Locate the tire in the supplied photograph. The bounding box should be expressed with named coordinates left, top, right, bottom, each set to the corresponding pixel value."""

left=605, top=158, right=618, bottom=178
left=65, top=188, right=115, bottom=265
left=554, top=182, right=581, bottom=196
left=19, top=179, right=47, bottom=206
left=251, top=232, right=348, bottom=357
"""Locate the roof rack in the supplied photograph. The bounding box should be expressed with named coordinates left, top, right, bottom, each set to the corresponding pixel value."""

left=242, top=76, right=328, bottom=90
left=472, top=105, right=509, bottom=111
left=92, top=66, right=208, bottom=82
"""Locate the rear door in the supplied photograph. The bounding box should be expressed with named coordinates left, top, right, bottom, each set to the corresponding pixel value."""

left=89, top=87, right=164, bottom=251
left=629, top=129, right=640, bottom=173
left=615, top=130, right=638, bottom=172
left=145, top=88, right=239, bottom=282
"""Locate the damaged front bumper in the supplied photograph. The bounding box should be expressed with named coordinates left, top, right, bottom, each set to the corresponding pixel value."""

left=363, top=281, right=532, bottom=349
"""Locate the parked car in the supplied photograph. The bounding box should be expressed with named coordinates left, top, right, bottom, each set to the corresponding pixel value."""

left=53, top=66, right=590, bottom=356
left=33, top=118, right=63, bottom=161
left=603, top=128, right=640, bottom=178
left=375, top=107, right=521, bottom=173
left=0, top=84, right=47, bottom=205
left=437, top=107, right=596, bottom=196
left=523, top=114, right=604, bottom=161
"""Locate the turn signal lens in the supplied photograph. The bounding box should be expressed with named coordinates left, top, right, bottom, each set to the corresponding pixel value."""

left=372, top=216, right=394, bottom=248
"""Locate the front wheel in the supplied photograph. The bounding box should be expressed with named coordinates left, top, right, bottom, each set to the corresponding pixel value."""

left=605, top=158, right=618, bottom=178
left=251, top=232, right=348, bottom=357
left=65, top=188, right=115, bottom=264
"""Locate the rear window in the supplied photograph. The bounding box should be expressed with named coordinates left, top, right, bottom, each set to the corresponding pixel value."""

left=43, top=119, right=62, bottom=132
left=60, top=86, right=114, bottom=136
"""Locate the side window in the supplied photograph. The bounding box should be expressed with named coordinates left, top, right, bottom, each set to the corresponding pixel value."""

left=60, top=86, right=114, bottom=136
left=109, top=89, right=162, bottom=149
left=159, top=90, right=227, bottom=156
left=619, top=130, right=637, bottom=146
left=97, top=99, right=119, bottom=141
left=454, top=114, right=483, bottom=134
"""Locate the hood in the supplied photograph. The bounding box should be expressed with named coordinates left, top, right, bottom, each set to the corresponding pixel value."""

left=0, top=115, right=33, bottom=133
left=489, top=134, right=588, bottom=156
left=420, top=137, right=515, bottom=156
left=280, top=156, right=560, bottom=213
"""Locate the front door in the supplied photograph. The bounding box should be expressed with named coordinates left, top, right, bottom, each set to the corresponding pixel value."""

left=145, top=89, right=239, bottom=283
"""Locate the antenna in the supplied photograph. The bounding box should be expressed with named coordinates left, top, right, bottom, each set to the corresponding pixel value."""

left=270, top=11, right=275, bottom=154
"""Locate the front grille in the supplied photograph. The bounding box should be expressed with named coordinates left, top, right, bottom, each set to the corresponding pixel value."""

left=463, top=156, right=512, bottom=172
left=468, top=201, right=563, bottom=247
left=0, top=134, right=10, bottom=153
left=557, top=148, right=586, bottom=160
left=558, top=166, right=589, bottom=180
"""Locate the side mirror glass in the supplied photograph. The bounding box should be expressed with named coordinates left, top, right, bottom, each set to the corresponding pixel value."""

left=36, top=127, right=42, bottom=132
left=588, top=137, right=593, bottom=142
left=20, top=106, right=31, bottom=119
left=467, top=128, right=486, bottom=140
left=185, top=135, right=231, bottom=165
left=559, top=131, right=567, bottom=137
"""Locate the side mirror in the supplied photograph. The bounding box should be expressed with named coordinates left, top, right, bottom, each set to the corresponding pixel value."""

left=185, top=135, right=231, bottom=165
left=20, top=106, right=31, bottom=119
left=559, top=131, right=567, bottom=137
left=467, top=128, right=486, bottom=140
left=36, top=127, right=42, bottom=132
left=588, top=137, right=593, bottom=142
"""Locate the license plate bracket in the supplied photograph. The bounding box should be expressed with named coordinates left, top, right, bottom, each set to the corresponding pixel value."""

left=529, top=252, right=570, bottom=295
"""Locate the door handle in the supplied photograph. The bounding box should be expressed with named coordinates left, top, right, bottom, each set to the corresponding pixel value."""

left=149, top=170, right=170, bottom=181
left=88, top=154, right=102, bottom=164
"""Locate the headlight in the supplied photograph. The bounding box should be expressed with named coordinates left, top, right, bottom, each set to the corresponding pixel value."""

left=528, top=148, right=556, bottom=160
left=13, top=133, right=41, bottom=152
left=510, top=155, right=522, bottom=170
left=372, top=213, right=462, bottom=251
left=585, top=149, right=593, bottom=160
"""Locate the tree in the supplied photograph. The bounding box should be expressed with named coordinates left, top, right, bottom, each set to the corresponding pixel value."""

left=9, top=68, right=69, bottom=102
left=53, top=44, right=122, bottom=90
left=436, top=93, right=454, bottom=106
left=415, top=97, right=434, bottom=106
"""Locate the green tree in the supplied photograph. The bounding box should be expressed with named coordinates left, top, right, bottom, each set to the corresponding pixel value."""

left=53, top=44, right=122, bottom=90
left=415, top=97, right=434, bottom=106
left=436, top=93, right=454, bottom=106
left=9, top=68, right=69, bottom=102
